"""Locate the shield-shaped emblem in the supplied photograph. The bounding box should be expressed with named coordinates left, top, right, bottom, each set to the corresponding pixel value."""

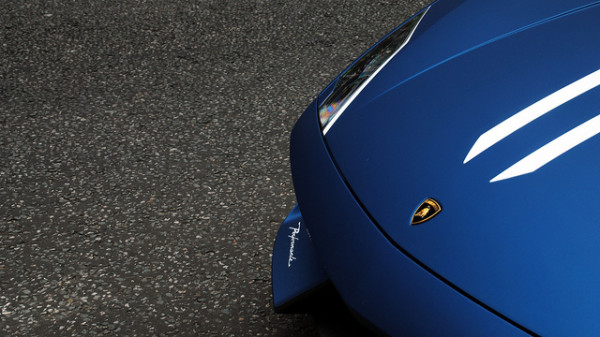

left=411, top=198, right=442, bottom=225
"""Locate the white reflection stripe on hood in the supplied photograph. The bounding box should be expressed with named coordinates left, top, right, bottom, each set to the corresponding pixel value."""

left=464, top=68, right=600, bottom=164
left=490, top=113, right=600, bottom=182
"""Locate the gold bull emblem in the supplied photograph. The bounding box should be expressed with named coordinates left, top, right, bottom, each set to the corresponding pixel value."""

left=411, top=198, right=442, bottom=225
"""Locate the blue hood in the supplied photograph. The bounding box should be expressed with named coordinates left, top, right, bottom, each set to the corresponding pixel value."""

left=325, top=1, right=600, bottom=336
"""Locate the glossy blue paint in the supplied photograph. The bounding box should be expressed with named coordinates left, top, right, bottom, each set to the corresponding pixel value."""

left=321, top=1, right=600, bottom=336
left=287, top=100, right=529, bottom=336
left=272, top=205, right=328, bottom=310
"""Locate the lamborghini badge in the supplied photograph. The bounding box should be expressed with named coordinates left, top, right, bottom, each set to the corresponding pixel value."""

left=411, top=198, right=442, bottom=225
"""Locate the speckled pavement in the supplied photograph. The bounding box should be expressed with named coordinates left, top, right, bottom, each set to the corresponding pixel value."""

left=0, top=1, right=426, bottom=336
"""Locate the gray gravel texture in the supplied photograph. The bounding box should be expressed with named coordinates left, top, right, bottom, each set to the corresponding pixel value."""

left=1, top=0, right=427, bottom=336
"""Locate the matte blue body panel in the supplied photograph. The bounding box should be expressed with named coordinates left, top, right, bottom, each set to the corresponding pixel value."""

left=288, top=100, right=530, bottom=336
left=320, top=0, right=600, bottom=111
left=272, top=205, right=328, bottom=309
left=323, top=2, right=600, bottom=336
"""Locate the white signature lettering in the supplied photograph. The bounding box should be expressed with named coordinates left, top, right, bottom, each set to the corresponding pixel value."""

left=287, top=221, right=301, bottom=267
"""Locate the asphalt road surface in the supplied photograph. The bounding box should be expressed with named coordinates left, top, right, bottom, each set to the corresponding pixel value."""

left=1, top=1, right=426, bottom=336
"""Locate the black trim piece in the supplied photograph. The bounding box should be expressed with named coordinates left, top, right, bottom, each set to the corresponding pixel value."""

left=273, top=280, right=331, bottom=314
left=311, top=284, right=381, bottom=337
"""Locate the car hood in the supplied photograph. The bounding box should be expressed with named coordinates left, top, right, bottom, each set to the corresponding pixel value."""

left=324, top=1, right=600, bottom=336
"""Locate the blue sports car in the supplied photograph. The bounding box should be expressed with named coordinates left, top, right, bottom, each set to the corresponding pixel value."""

left=272, top=0, right=600, bottom=335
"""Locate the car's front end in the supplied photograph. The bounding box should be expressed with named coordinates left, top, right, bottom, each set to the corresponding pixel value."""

left=272, top=1, right=600, bottom=335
